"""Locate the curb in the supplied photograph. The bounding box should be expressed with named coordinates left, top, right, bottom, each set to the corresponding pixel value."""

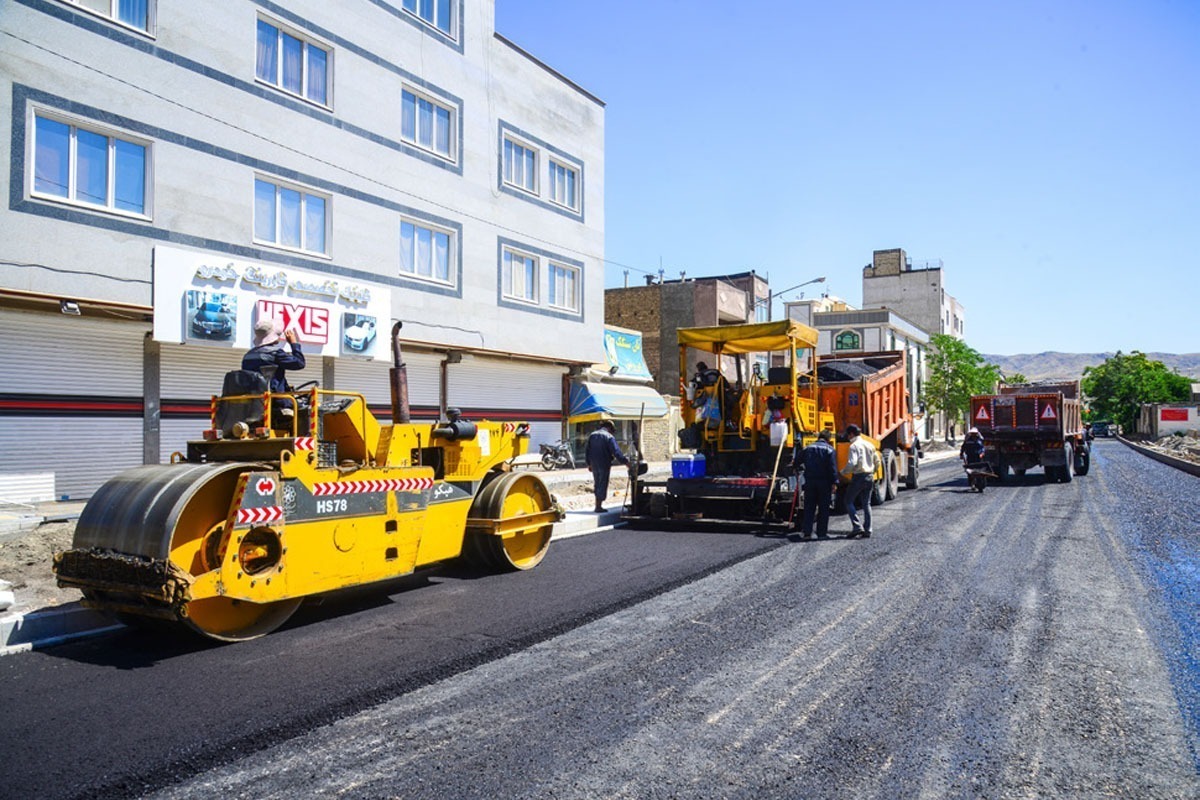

left=1117, top=435, right=1200, bottom=478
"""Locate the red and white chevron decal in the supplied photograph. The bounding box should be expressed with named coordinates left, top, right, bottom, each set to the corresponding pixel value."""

left=294, top=437, right=315, bottom=451
left=311, top=478, right=435, bottom=496
left=237, top=506, right=283, bottom=525
left=502, top=422, right=515, bottom=433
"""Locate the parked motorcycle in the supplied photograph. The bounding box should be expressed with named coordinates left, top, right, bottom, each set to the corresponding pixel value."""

left=539, top=440, right=575, bottom=471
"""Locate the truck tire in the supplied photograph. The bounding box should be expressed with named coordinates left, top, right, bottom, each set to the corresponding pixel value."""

left=1075, top=445, right=1090, bottom=476
left=904, top=452, right=920, bottom=490
left=1061, top=443, right=1074, bottom=483
left=883, top=450, right=899, bottom=500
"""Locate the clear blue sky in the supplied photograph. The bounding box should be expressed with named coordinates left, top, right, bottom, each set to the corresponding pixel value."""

left=495, top=0, right=1199, bottom=356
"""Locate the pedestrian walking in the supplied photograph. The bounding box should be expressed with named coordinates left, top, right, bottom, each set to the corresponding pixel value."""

left=790, top=429, right=838, bottom=540
left=840, top=424, right=876, bottom=538
left=585, top=420, right=629, bottom=512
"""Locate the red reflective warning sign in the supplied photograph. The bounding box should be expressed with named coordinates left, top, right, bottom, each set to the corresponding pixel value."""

left=1041, top=404, right=1057, bottom=420
left=974, top=405, right=990, bottom=422
left=1161, top=409, right=1189, bottom=421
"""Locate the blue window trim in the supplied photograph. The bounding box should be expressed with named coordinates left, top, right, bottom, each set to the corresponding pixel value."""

left=17, top=0, right=465, bottom=175
left=364, top=0, right=465, bottom=54
left=497, top=121, right=585, bottom=223
left=397, top=207, right=463, bottom=299
left=10, top=83, right=461, bottom=298
left=496, top=236, right=585, bottom=323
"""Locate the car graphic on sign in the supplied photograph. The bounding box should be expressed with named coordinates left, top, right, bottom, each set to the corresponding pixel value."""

left=343, top=316, right=377, bottom=352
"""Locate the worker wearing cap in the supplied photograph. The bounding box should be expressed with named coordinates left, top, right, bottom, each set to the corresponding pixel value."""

left=243, top=317, right=306, bottom=394
left=585, top=420, right=629, bottom=513
left=840, top=424, right=876, bottom=538
left=791, top=429, right=838, bottom=540
left=960, top=427, right=985, bottom=464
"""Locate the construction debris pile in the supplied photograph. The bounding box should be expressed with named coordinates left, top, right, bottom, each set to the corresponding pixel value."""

left=1141, top=431, right=1200, bottom=466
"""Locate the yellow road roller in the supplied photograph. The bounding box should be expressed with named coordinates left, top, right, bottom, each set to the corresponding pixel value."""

left=54, top=324, right=561, bottom=641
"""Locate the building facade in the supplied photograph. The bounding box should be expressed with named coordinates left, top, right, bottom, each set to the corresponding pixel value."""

left=604, top=271, right=770, bottom=397
left=0, top=0, right=604, bottom=500
left=786, top=298, right=931, bottom=439
left=862, top=248, right=964, bottom=340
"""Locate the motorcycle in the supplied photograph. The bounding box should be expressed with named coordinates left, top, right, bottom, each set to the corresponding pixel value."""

left=539, top=440, right=576, bottom=471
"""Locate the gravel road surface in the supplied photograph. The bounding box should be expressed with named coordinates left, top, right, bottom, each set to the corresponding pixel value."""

left=3, top=441, right=1197, bottom=799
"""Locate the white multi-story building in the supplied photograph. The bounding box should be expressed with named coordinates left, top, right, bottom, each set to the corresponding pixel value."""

left=862, top=248, right=964, bottom=340
left=0, top=0, right=605, bottom=500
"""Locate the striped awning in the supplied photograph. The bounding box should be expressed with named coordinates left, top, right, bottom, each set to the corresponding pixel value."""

left=568, top=382, right=669, bottom=424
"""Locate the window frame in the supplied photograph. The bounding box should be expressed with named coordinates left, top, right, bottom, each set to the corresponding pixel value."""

left=57, top=0, right=155, bottom=35
left=400, top=85, right=457, bottom=162
left=29, top=108, right=153, bottom=220
left=400, top=0, right=456, bottom=39
left=547, top=261, right=580, bottom=313
left=834, top=330, right=861, bottom=351
left=502, top=136, right=539, bottom=195
left=547, top=159, right=579, bottom=211
left=255, top=16, right=333, bottom=109
left=252, top=175, right=332, bottom=257
left=501, top=246, right=540, bottom=306
left=399, top=216, right=456, bottom=288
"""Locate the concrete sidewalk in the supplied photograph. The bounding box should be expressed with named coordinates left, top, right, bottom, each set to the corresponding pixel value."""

left=0, top=464, right=668, bottom=656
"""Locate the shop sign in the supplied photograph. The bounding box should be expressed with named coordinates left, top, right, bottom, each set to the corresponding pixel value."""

left=603, top=327, right=652, bottom=379
left=152, top=245, right=390, bottom=359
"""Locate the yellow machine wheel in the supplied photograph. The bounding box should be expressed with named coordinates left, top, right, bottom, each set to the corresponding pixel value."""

left=167, top=469, right=301, bottom=641
left=468, top=472, right=554, bottom=572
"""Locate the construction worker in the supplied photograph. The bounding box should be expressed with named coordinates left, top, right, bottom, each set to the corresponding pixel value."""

left=585, top=420, right=629, bottom=513
left=840, top=424, right=876, bottom=538
left=790, top=429, right=838, bottom=540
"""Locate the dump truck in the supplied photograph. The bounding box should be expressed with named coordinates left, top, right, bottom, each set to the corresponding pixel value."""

left=968, top=381, right=1089, bottom=483
left=816, top=351, right=922, bottom=502
left=624, top=320, right=885, bottom=530
left=54, top=323, right=562, bottom=641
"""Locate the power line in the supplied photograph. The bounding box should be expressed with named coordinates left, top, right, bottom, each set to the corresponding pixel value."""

left=2, top=27, right=660, bottom=278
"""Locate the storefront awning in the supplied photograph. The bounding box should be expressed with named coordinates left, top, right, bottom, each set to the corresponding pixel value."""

left=568, top=382, right=669, bottom=423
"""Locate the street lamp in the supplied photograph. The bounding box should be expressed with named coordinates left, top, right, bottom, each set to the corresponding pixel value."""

left=755, top=276, right=826, bottom=319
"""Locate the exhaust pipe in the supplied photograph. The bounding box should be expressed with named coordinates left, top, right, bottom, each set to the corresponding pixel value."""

left=390, top=322, right=410, bottom=424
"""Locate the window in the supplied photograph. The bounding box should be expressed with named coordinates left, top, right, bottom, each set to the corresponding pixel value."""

left=401, top=0, right=452, bottom=36
left=502, top=248, right=538, bottom=303
left=548, top=263, right=579, bottom=311
left=254, top=177, right=328, bottom=255
left=61, top=0, right=151, bottom=32
left=548, top=161, right=578, bottom=209
left=400, top=219, right=453, bottom=285
left=503, top=138, right=537, bottom=193
left=835, top=331, right=861, bottom=351
left=32, top=113, right=149, bottom=216
left=401, top=89, right=453, bottom=159
left=256, top=19, right=330, bottom=107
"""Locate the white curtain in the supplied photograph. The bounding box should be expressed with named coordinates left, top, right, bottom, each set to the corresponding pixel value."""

left=117, top=0, right=148, bottom=29
left=256, top=20, right=277, bottom=83
left=433, top=231, right=449, bottom=281
left=307, top=46, right=328, bottom=104
left=282, top=33, right=303, bottom=95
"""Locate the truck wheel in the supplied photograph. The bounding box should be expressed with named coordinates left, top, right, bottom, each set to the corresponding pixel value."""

left=904, top=452, right=920, bottom=490
left=870, top=476, right=885, bottom=506
left=1075, top=446, right=1090, bottom=476
left=883, top=450, right=899, bottom=500
left=1060, top=443, right=1074, bottom=483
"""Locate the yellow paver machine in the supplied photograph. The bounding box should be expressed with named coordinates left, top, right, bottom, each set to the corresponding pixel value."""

left=54, top=324, right=561, bottom=641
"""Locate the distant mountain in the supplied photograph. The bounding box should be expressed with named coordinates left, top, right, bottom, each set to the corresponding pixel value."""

left=982, top=352, right=1200, bottom=383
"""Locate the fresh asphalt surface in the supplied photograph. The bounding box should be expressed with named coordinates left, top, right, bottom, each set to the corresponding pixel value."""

left=2, top=440, right=1198, bottom=799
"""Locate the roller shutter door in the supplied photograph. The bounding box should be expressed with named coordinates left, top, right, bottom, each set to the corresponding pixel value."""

left=0, top=308, right=147, bottom=500
left=333, top=351, right=441, bottom=420
left=158, top=343, right=245, bottom=462
left=446, top=356, right=566, bottom=446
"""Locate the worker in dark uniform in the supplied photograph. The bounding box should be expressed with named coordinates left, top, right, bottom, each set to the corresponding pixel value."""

left=585, top=420, right=629, bottom=513
left=243, top=318, right=306, bottom=428
left=790, top=429, right=838, bottom=540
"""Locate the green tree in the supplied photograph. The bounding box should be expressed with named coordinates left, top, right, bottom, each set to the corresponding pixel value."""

left=1004, top=372, right=1028, bottom=384
left=924, top=334, right=1002, bottom=439
left=1081, top=351, right=1191, bottom=432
